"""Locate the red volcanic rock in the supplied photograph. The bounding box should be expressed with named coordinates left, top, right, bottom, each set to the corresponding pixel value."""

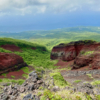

left=0, top=44, right=22, bottom=52
left=51, top=40, right=97, bottom=61
left=0, top=52, right=25, bottom=70
left=92, top=53, right=100, bottom=69
left=51, top=40, right=100, bottom=70
left=73, top=55, right=93, bottom=69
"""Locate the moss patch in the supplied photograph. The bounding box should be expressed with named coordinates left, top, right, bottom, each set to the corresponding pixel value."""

left=50, top=72, right=70, bottom=87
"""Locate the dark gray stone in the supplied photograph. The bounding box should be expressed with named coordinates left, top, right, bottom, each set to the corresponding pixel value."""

left=23, top=94, right=33, bottom=100
left=2, top=94, right=9, bottom=100
left=33, top=95, right=40, bottom=100
left=28, top=84, right=34, bottom=91
left=52, top=86, right=60, bottom=92
left=29, top=71, right=36, bottom=76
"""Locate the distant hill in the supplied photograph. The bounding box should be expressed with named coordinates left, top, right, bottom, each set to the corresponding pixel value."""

left=0, top=26, right=100, bottom=41
left=1, top=26, right=100, bottom=50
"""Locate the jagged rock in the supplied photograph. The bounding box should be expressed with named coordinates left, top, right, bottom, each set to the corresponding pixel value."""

left=52, top=86, right=60, bottom=92
left=37, top=80, right=43, bottom=84
left=8, top=89, right=13, bottom=95
left=9, top=95, right=16, bottom=100
left=29, top=71, right=38, bottom=81
left=20, top=87, right=25, bottom=93
left=2, top=94, right=9, bottom=100
left=29, top=71, right=36, bottom=76
left=23, top=94, right=34, bottom=100
left=33, top=95, right=40, bottom=100
left=23, top=94, right=40, bottom=100
left=76, top=83, right=94, bottom=95
left=27, top=84, right=34, bottom=91
left=4, top=87, right=7, bottom=92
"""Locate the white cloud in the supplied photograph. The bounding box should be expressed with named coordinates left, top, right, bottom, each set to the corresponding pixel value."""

left=0, top=0, right=100, bottom=15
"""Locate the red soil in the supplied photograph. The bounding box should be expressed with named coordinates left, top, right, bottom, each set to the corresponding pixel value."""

left=0, top=44, right=22, bottom=52
left=55, top=60, right=74, bottom=69
left=0, top=53, right=24, bottom=70
left=0, top=66, right=34, bottom=79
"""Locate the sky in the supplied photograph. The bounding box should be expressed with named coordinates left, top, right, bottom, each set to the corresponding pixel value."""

left=0, top=0, right=100, bottom=32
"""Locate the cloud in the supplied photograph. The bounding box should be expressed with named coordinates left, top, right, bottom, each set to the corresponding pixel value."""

left=0, top=0, right=100, bottom=15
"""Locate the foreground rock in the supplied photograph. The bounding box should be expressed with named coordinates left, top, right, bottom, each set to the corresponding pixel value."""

left=0, top=69, right=100, bottom=100
left=51, top=40, right=100, bottom=70
left=0, top=71, right=41, bottom=100
left=0, top=52, right=27, bottom=74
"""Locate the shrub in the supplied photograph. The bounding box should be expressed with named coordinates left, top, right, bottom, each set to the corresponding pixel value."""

left=74, top=80, right=81, bottom=83
left=91, top=80, right=100, bottom=85
left=11, top=75, right=15, bottom=78
left=22, top=74, right=28, bottom=78
left=1, top=73, right=7, bottom=77
left=50, top=72, right=70, bottom=87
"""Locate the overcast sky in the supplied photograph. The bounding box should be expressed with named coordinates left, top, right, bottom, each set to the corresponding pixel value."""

left=0, top=0, right=100, bottom=32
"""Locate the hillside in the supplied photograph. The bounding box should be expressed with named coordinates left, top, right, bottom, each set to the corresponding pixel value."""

left=0, top=38, right=57, bottom=83
left=1, top=26, right=100, bottom=40
left=1, top=26, right=100, bottom=50
left=0, top=38, right=100, bottom=100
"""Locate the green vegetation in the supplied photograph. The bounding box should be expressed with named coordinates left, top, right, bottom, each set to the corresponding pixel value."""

left=86, top=74, right=93, bottom=79
left=74, top=80, right=81, bottom=83
left=0, top=79, right=2, bottom=82
left=1, top=26, right=100, bottom=50
left=21, top=67, right=30, bottom=73
left=83, top=51, right=94, bottom=55
left=96, top=95, right=100, bottom=100
left=0, top=38, right=57, bottom=70
left=91, top=80, right=100, bottom=85
left=11, top=75, right=15, bottom=78
left=1, top=73, right=7, bottom=77
left=22, top=74, right=28, bottom=78
left=40, top=89, right=94, bottom=100
left=0, top=78, right=24, bottom=85
left=41, top=89, right=63, bottom=100
left=0, top=38, right=58, bottom=85
left=0, top=31, right=100, bottom=99
left=50, top=72, right=70, bottom=87
left=80, top=51, right=94, bottom=55
left=0, top=38, right=47, bottom=51
left=30, top=38, right=69, bottom=50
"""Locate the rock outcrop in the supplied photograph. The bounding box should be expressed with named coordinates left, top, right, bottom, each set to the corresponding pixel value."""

left=0, top=52, right=27, bottom=74
left=51, top=40, right=100, bottom=70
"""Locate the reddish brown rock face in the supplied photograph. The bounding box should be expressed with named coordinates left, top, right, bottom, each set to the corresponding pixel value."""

left=51, top=40, right=100, bottom=70
left=0, top=53, right=25, bottom=71
left=0, top=44, right=22, bottom=52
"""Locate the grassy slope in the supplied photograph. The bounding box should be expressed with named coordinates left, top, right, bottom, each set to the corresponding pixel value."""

left=0, top=38, right=58, bottom=84
left=0, top=38, right=58, bottom=70
left=0, top=37, right=100, bottom=99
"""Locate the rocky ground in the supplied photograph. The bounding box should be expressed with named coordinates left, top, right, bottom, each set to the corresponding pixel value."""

left=61, top=69, right=100, bottom=95
left=0, top=69, right=100, bottom=100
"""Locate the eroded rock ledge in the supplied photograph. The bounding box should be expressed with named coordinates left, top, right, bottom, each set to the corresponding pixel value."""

left=51, top=40, right=100, bottom=70
left=0, top=53, right=27, bottom=75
